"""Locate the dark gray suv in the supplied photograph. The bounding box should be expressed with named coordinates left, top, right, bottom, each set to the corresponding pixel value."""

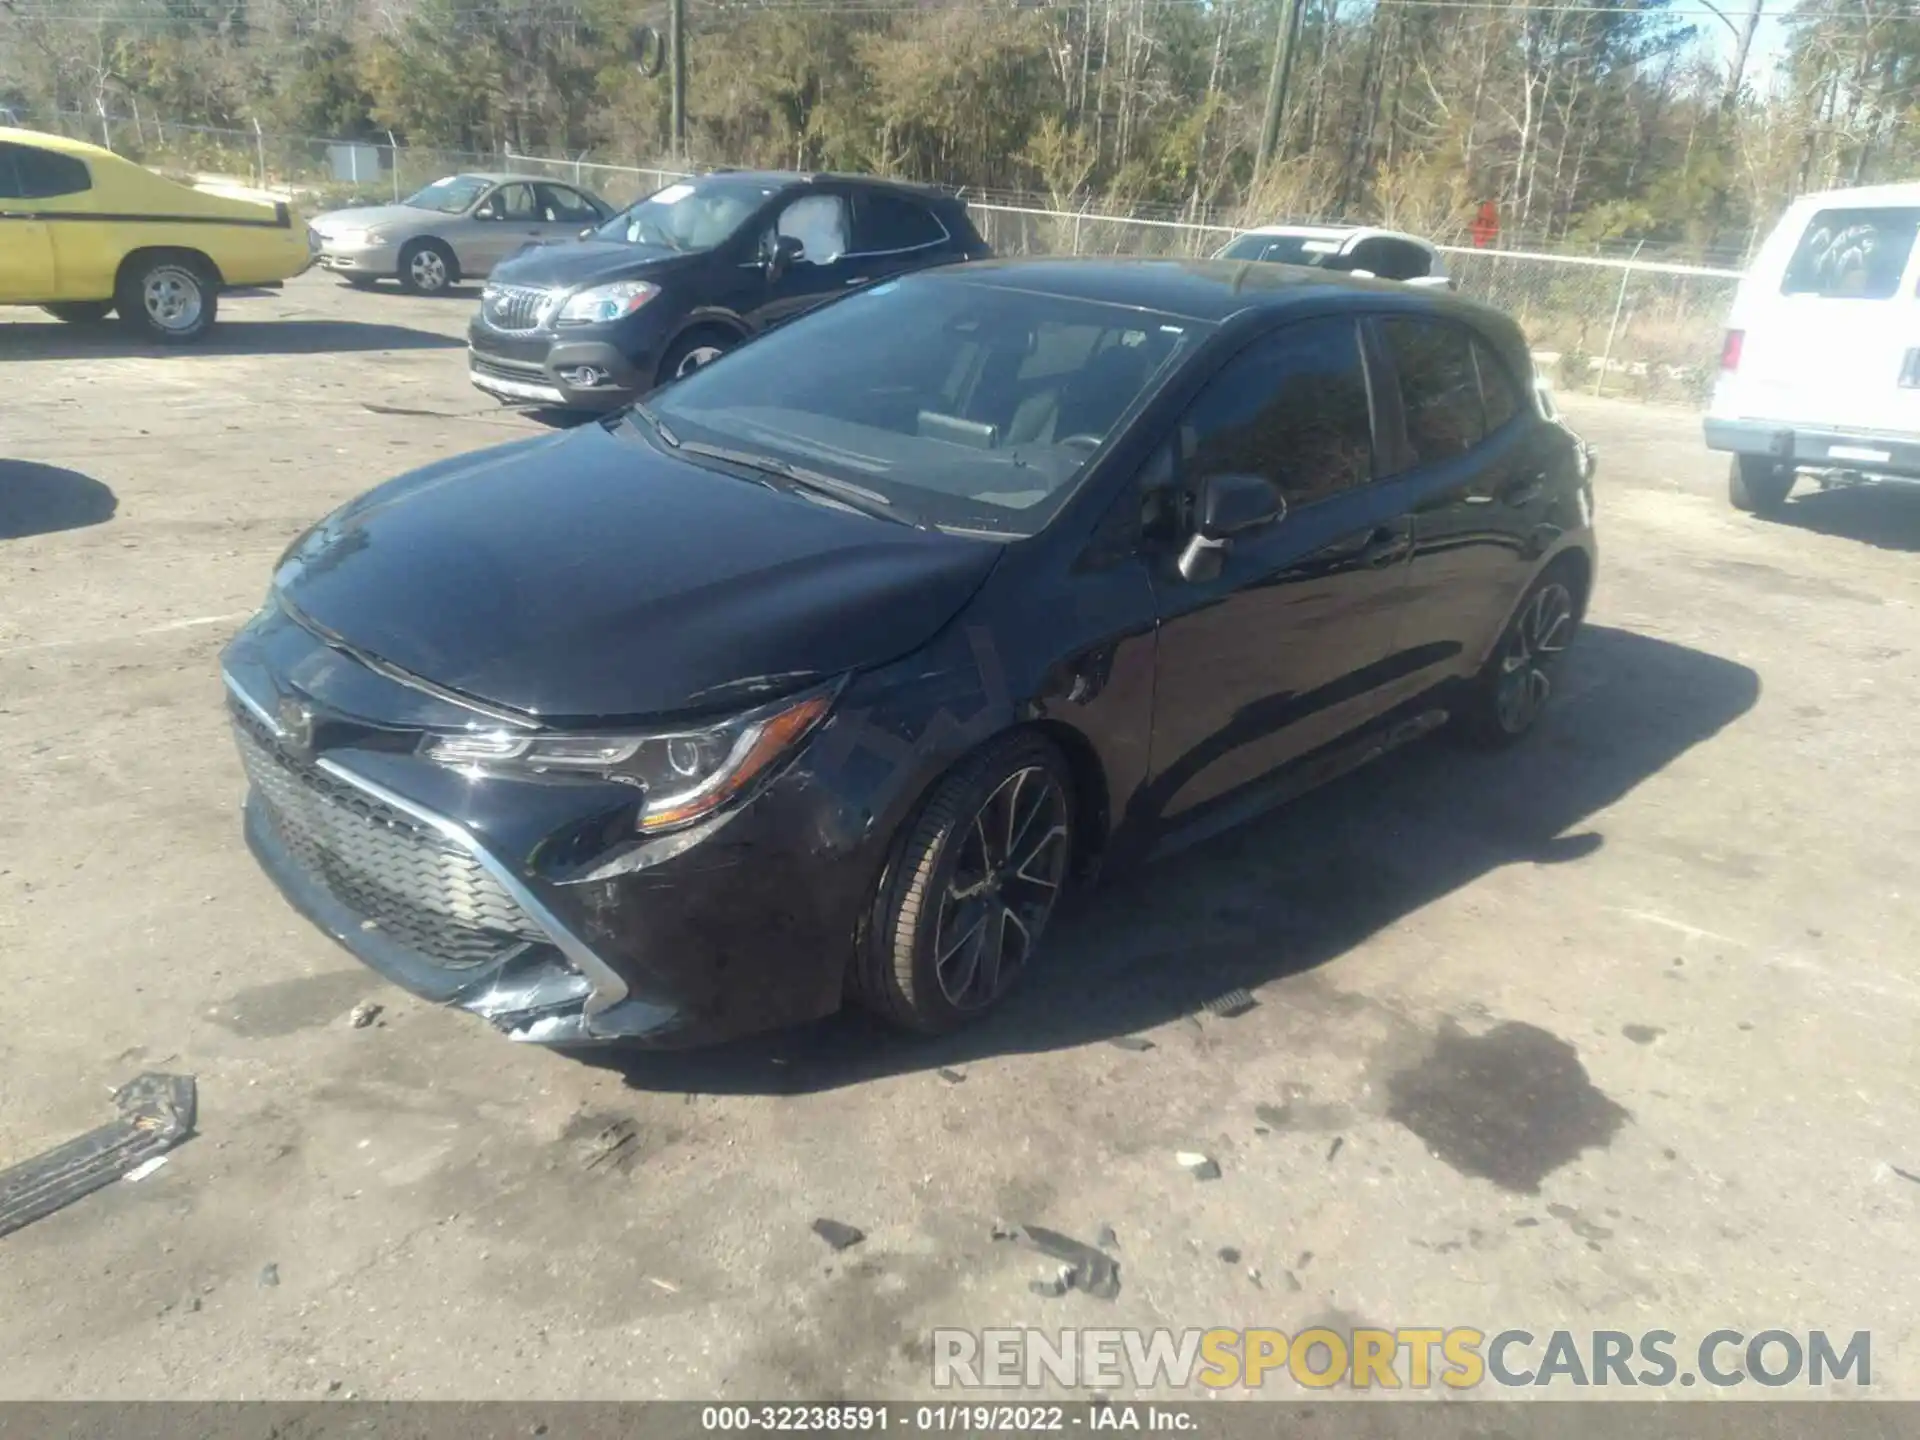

left=467, top=170, right=991, bottom=413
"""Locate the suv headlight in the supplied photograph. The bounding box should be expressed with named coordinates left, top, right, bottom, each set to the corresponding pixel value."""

left=557, top=280, right=659, bottom=325
left=418, top=686, right=834, bottom=832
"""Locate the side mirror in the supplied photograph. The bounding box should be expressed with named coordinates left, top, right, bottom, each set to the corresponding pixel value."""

left=766, top=233, right=805, bottom=279
left=1178, top=472, right=1285, bottom=582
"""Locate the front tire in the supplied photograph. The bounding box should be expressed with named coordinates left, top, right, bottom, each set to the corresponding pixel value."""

left=116, top=254, right=217, bottom=343
left=43, top=301, right=114, bottom=323
left=658, top=328, right=735, bottom=386
left=1729, top=454, right=1794, bottom=514
left=859, top=733, right=1076, bottom=1034
left=399, top=239, right=456, bottom=295
left=1457, top=566, right=1583, bottom=748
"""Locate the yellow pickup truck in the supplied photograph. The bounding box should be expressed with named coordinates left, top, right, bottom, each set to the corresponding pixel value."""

left=0, top=126, right=316, bottom=342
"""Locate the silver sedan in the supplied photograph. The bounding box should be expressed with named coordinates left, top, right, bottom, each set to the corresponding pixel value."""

left=310, top=173, right=613, bottom=295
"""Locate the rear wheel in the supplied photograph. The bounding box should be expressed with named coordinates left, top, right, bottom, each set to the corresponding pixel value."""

left=1729, top=454, right=1795, bottom=514
left=43, top=301, right=114, bottom=323
left=116, top=254, right=217, bottom=343
left=399, top=239, right=456, bottom=295
left=1456, top=565, right=1583, bottom=748
left=858, top=733, right=1076, bottom=1034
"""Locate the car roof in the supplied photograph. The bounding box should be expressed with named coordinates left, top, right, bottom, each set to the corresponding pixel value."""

left=439, top=171, right=592, bottom=186
left=937, top=256, right=1477, bottom=324
left=0, top=125, right=116, bottom=160
left=688, top=168, right=959, bottom=201
left=1237, top=222, right=1438, bottom=252
left=1789, top=180, right=1920, bottom=212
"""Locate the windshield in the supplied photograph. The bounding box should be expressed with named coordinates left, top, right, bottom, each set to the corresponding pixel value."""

left=1219, top=232, right=1347, bottom=266
left=403, top=175, right=494, bottom=214
left=595, top=175, right=777, bottom=252
left=644, top=275, right=1207, bottom=537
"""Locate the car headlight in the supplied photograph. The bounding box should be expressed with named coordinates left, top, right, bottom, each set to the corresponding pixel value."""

left=332, top=228, right=387, bottom=247
left=418, top=686, right=834, bottom=832
left=557, top=280, right=659, bottom=325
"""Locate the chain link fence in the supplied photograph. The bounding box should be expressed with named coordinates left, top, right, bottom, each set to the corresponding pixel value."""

left=44, top=109, right=1741, bottom=403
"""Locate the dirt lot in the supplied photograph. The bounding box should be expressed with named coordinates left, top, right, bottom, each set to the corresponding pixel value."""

left=3, top=274, right=1919, bottom=1401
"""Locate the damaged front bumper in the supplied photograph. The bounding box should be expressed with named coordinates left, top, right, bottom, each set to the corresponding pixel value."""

left=240, top=766, right=681, bottom=1045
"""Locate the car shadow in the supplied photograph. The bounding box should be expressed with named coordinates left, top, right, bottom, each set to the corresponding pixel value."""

left=1770, top=483, right=1920, bottom=553
left=0, top=320, right=464, bottom=359
left=593, top=624, right=1761, bottom=1096
left=0, top=461, right=118, bottom=540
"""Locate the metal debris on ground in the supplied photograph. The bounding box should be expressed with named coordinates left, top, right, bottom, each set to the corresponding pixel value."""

left=348, top=1001, right=384, bottom=1029
left=1176, top=1151, right=1222, bottom=1181
left=259, top=1263, right=280, bottom=1288
left=1205, top=988, right=1259, bottom=1019
left=812, top=1218, right=866, bottom=1252
left=995, top=1223, right=1122, bottom=1300
left=936, top=1068, right=966, bottom=1084
left=1107, top=1036, right=1155, bottom=1052
left=1029, top=1267, right=1073, bottom=1298
left=1327, top=1136, right=1345, bottom=1162
left=646, top=1276, right=681, bottom=1294
left=0, top=1072, right=197, bottom=1240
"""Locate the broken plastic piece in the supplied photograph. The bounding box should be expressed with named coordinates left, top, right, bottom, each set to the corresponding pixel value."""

left=1108, top=1036, right=1155, bottom=1052
left=1001, top=1223, right=1121, bottom=1300
left=1176, top=1151, right=1222, bottom=1181
left=936, top=1067, right=966, bottom=1084
left=259, top=1263, right=281, bottom=1288
left=1029, top=1268, right=1073, bottom=1298
left=1206, top=988, right=1258, bottom=1019
left=812, top=1218, right=866, bottom=1251
left=349, top=1001, right=384, bottom=1029
left=122, top=1155, right=169, bottom=1184
left=0, top=1073, right=196, bottom=1239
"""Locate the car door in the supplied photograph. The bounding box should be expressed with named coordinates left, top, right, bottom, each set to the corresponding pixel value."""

left=1365, top=315, right=1553, bottom=704
left=0, top=143, right=58, bottom=300
left=460, top=181, right=545, bottom=275
left=533, top=182, right=604, bottom=241
left=845, top=190, right=954, bottom=286
left=751, top=190, right=859, bottom=329
left=1140, top=315, right=1412, bottom=835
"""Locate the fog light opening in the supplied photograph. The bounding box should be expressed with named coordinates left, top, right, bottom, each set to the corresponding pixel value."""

left=562, top=365, right=612, bottom=389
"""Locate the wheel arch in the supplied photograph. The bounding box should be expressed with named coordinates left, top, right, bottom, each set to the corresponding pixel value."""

left=655, top=313, right=751, bottom=386
left=116, top=246, right=224, bottom=292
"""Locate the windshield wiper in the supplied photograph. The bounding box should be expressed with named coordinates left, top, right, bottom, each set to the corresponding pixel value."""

left=675, top=441, right=906, bottom=523
left=622, top=402, right=679, bottom=447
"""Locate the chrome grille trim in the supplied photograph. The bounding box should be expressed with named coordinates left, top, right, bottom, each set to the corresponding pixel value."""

left=481, top=282, right=555, bottom=333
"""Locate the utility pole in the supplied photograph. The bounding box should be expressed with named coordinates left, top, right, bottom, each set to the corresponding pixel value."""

left=669, top=0, right=687, bottom=159
left=1253, top=0, right=1304, bottom=191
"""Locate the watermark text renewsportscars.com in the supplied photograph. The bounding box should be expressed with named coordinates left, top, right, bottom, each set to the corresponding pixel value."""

left=931, top=1328, right=1872, bottom=1391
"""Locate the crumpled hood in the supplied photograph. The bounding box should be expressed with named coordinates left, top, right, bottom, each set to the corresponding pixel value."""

left=272, top=424, right=1000, bottom=722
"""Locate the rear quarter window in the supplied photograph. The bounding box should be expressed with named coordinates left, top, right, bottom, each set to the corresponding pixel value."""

left=0, top=142, right=90, bottom=200
left=1779, top=206, right=1920, bottom=300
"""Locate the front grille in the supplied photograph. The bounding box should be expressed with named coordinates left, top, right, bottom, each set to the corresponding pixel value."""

left=482, top=283, right=553, bottom=333
left=231, top=705, right=544, bottom=971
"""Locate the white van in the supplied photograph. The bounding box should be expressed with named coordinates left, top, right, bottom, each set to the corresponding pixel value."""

left=1704, top=181, right=1920, bottom=512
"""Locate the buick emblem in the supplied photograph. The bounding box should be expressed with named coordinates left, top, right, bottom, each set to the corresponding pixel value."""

left=277, top=696, right=317, bottom=759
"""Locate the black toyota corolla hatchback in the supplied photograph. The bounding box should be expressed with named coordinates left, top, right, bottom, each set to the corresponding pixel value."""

left=223, top=258, right=1596, bottom=1047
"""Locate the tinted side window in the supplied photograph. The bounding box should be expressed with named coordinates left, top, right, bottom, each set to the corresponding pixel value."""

left=1380, top=318, right=1484, bottom=466
left=1349, top=237, right=1431, bottom=281
left=1472, top=337, right=1523, bottom=433
left=6, top=144, right=89, bottom=199
left=0, top=144, right=23, bottom=200
left=855, top=192, right=945, bottom=252
left=1178, top=317, right=1373, bottom=508
left=1780, top=206, right=1920, bottom=300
